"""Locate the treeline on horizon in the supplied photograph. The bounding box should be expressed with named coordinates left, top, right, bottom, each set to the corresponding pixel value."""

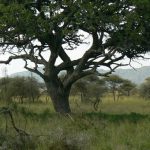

left=0, top=74, right=150, bottom=108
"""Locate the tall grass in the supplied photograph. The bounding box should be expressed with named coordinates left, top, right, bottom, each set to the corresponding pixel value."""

left=0, top=96, right=150, bottom=150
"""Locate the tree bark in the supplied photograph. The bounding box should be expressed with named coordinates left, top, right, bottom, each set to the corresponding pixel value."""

left=45, top=80, right=71, bottom=113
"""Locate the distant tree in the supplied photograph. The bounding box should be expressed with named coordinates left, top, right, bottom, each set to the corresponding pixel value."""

left=26, top=76, right=41, bottom=102
left=71, top=79, right=88, bottom=103
left=0, top=67, right=12, bottom=103
left=119, top=80, right=136, bottom=97
left=0, top=1, right=149, bottom=113
left=0, top=77, right=40, bottom=103
left=88, top=78, right=107, bottom=111
left=9, top=77, right=28, bottom=103
left=71, top=74, right=107, bottom=110
left=139, top=77, right=150, bottom=100
left=0, top=77, right=12, bottom=103
left=104, top=75, right=124, bottom=101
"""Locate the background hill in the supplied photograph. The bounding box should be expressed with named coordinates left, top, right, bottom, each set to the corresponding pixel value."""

left=11, top=69, right=44, bottom=83
left=10, top=66, right=150, bottom=85
left=113, top=66, right=150, bottom=84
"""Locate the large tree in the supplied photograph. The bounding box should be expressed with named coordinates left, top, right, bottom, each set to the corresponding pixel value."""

left=0, top=0, right=149, bottom=113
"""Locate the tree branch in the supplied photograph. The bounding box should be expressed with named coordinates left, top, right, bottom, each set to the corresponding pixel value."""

left=24, top=60, right=45, bottom=79
left=58, top=47, right=74, bottom=74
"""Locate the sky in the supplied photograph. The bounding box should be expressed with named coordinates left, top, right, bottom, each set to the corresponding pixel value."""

left=0, top=35, right=91, bottom=76
left=0, top=34, right=150, bottom=77
left=0, top=50, right=150, bottom=77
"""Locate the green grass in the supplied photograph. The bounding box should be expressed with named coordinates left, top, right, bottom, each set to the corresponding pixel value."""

left=101, top=96, right=150, bottom=114
left=0, top=96, right=150, bottom=150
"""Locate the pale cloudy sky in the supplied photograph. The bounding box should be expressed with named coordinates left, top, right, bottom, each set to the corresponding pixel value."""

left=0, top=34, right=91, bottom=76
left=0, top=50, right=150, bottom=77
left=0, top=34, right=150, bottom=77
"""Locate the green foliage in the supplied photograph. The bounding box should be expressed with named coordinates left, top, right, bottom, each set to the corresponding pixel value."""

left=120, top=80, right=136, bottom=96
left=0, top=96, right=150, bottom=149
left=104, top=75, right=124, bottom=86
left=104, top=75, right=124, bottom=101
left=104, top=75, right=137, bottom=100
left=85, top=112, right=149, bottom=123
left=0, top=0, right=149, bottom=56
left=0, top=76, right=40, bottom=103
left=71, top=75, right=107, bottom=108
left=0, top=0, right=150, bottom=113
left=139, top=77, right=150, bottom=100
left=0, top=77, right=13, bottom=102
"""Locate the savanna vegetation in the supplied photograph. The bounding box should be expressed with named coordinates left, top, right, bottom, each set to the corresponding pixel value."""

left=0, top=0, right=150, bottom=149
left=0, top=75, right=150, bottom=150
left=0, top=0, right=150, bottom=113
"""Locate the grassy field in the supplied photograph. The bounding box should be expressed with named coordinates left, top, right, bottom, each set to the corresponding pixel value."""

left=0, top=96, right=150, bottom=150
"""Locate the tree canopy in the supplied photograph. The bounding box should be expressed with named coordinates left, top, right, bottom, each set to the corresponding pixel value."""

left=0, top=0, right=150, bottom=113
left=139, top=77, right=150, bottom=100
left=120, top=79, right=136, bottom=96
left=0, top=76, right=40, bottom=103
left=104, top=75, right=124, bottom=101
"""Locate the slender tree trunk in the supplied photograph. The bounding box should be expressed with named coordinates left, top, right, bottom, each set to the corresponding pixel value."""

left=117, top=92, right=120, bottom=101
left=31, top=95, right=35, bottom=103
left=112, top=90, right=116, bottom=101
left=80, top=92, right=84, bottom=103
left=20, top=96, right=24, bottom=104
left=45, top=80, right=71, bottom=113
left=81, top=92, right=89, bottom=103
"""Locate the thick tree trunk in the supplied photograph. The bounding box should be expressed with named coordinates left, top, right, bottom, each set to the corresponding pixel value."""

left=45, top=81, right=71, bottom=113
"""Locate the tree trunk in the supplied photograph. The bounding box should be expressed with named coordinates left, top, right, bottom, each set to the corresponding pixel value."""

left=31, top=94, right=35, bottom=103
left=112, top=90, right=116, bottom=101
left=45, top=80, right=71, bottom=113
left=117, top=93, right=120, bottom=101
left=20, top=96, right=24, bottom=104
